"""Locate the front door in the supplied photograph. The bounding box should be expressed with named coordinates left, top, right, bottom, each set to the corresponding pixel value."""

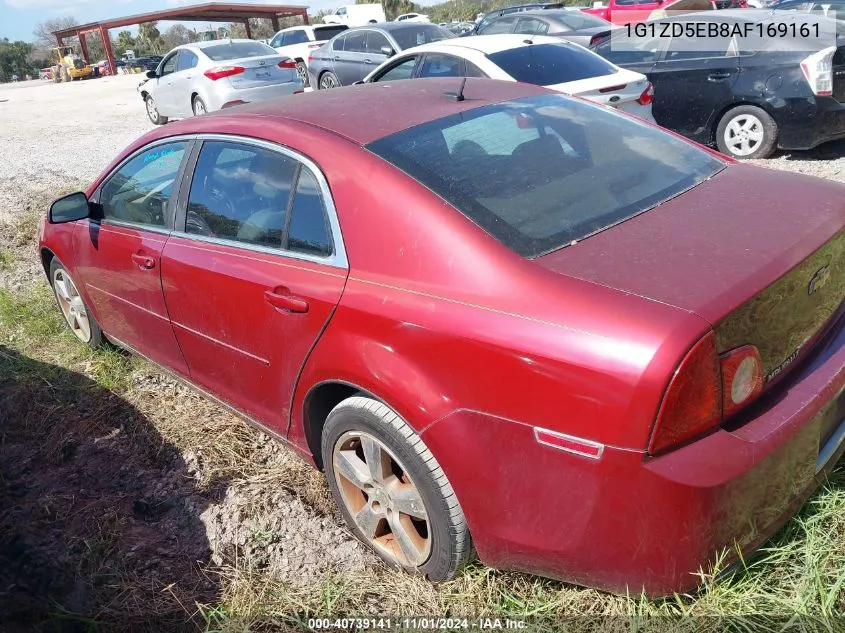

left=74, top=139, right=191, bottom=377
left=333, top=30, right=368, bottom=85
left=160, top=138, right=348, bottom=431
left=152, top=51, right=179, bottom=116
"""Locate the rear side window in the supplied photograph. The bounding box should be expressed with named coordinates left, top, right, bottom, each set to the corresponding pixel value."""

left=489, top=43, right=617, bottom=85
left=554, top=12, right=613, bottom=30
left=390, top=24, right=453, bottom=49
left=186, top=141, right=296, bottom=248
left=367, top=94, right=723, bottom=257
left=480, top=16, right=517, bottom=35
left=177, top=50, right=198, bottom=71
left=203, top=41, right=276, bottom=61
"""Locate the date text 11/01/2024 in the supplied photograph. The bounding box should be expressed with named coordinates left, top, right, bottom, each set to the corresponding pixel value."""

left=627, top=21, right=822, bottom=38
left=308, top=618, right=527, bottom=630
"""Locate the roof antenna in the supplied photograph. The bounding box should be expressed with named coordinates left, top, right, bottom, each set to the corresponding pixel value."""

left=444, top=77, right=467, bottom=102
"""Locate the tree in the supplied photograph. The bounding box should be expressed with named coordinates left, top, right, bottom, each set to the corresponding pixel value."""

left=160, top=24, right=197, bottom=51
left=115, top=30, right=137, bottom=57
left=227, top=18, right=278, bottom=40
left=0, top=39, right=35, bottom=81
left=137, top=21, right=162, bottom=54
left=33, top=16, right=77, bottom=50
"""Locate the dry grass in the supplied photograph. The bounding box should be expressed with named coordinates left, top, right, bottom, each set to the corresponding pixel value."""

left=1, top=212, right=844, bottom=633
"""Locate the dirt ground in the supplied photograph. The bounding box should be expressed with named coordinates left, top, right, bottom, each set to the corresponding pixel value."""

left=2, top=76, right=845, bottom=632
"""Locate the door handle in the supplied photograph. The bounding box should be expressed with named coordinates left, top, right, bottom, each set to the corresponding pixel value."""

left=364, top=58, right=373, bottom=64
left=264, top=287, right=309, bottom=314
left=707, top=72, right=731, bottom=81
left=131, top=253, right=156, bottom=270
left=333, top=55, right=341, bottom=61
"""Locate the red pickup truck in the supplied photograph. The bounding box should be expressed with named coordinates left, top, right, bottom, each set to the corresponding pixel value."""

left=583, top=0, right=744, bottom=26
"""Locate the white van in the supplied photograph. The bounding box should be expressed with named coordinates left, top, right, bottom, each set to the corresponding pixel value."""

left=322, top=4, right=386, bottom=26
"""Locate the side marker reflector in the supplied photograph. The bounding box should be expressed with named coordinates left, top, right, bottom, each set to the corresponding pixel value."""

left=534, top=427, right=604, bottom=460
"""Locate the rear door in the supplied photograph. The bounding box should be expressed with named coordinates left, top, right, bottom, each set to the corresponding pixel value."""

left=74, top=139, right=191, bottom=377
left=649, top=31, right=739, bottom=140
left=333, top=30, right=368, bottom=85
left=161, top=137, right=348, bottom=431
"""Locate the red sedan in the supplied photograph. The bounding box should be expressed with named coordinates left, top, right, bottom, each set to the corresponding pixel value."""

left=38, top=78, right=845, bottom=596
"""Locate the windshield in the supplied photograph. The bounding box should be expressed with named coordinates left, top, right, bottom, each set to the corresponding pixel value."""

left=314, top=25, right=349, bottom=40
left=489, top=43, right=617, bottom=85
left=203, top=41, right=277, bottom=61
left=367, top=94, right=724, bottom=257
left=391, top=24, right=454, bottom=49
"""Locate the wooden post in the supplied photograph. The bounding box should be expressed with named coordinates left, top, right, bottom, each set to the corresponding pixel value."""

left=244, top=19, right=253, bottom=39
left=78, top=32, right=90, bottom=63
left=271, top=16, right=280, bottom=32
left=100, top=25, right=116, bottom=77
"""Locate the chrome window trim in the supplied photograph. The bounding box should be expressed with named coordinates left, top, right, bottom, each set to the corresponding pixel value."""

left=90, top=134, right=197, bottom=230
left=174, top=133, right=349, bottom=270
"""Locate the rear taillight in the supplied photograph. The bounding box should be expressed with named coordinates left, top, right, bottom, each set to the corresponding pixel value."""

left=308, top=43, right=321, bottom=49
left=648, top=332, right=721, bottom=455
left=648, top=332, right=766, bottom=454
left=589, top=32, right=609, bottom=46
left=278, top=59, right=297, bottom=69
left=719, top=345, right=763, bottom=417
left=204, top=66, right=245, bottom=81
left=801, top=46, right=836, bottom=96
left=637, top=82, right=654, bottom=105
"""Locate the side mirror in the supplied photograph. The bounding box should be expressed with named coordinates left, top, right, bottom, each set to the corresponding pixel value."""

left=49, top=192, right=90, bottom=224
left=380, top=45, right=395, bottom=58
left=353, top=80, right=365, bottom=85
left=146, top=70, right=157, bottom=79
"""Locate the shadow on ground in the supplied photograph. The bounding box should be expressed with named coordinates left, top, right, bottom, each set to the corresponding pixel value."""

left=0, top=345, right=224, bottom=632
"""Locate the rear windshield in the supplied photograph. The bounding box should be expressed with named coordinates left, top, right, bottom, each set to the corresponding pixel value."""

left=203, top=41, right=277, bottom=61
left=489, top=43, right=617, bottom=85
left=314, top=25, right=349, bottom=40
left=391, top=24, right=454, bottom=49
left=367, top=94, right=723, bottom=257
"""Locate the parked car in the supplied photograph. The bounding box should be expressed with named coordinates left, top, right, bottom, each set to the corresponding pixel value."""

left=138, top=40, right=303, bottom=125
left=583, top=0, right=724, bottom=25
left=270, top=24, right=349, bottom=86
left=395, top=12, right=430, bottom=22
left=464, top=2, right=567, bottom=36
left=770, top=0, right=845, bottom=16
left=39, top=77, right=845, bottom=597
left=322, top=3, right=386, bottom=26
left=363, top=34, right=654, bottom=121
left=592, top=12, right=845, bottom=158
left=308, top=23, right=454, bottom=88
left=474, top=8, right=616, bottom=47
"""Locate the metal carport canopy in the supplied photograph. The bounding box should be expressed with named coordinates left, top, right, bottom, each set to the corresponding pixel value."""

left=52, top=2, right=310, bottom=76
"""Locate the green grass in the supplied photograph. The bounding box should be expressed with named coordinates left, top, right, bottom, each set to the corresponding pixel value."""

left=1, top=259, right=844, bottom=632
left=0, top=248, right=13, bottom=271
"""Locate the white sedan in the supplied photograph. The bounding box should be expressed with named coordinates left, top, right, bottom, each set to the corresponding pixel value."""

left=362, top=34, right=655, bottom=121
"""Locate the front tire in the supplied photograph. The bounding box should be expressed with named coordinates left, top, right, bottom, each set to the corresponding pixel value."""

left=322, top=396, right=471, bottom=581
left=145, top=95, right=168, bottom=125
left=49, top=258, right=104, bottom=349
left=319, top=71, right=339, bottom=90
left=716, top=105, right=777, bottom=159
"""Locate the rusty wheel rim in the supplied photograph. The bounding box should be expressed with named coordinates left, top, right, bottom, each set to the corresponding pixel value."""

left=332, top=430, right=431, bottom=568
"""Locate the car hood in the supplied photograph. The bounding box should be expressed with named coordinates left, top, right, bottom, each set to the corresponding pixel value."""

left=535, top=164, right=845, bottom=326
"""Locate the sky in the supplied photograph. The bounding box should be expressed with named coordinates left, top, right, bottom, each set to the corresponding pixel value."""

left=1, top=0, right=369, bottom=42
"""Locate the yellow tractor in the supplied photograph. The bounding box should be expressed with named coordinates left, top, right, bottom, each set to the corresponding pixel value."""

left=51, top=46, right=93, bottom=82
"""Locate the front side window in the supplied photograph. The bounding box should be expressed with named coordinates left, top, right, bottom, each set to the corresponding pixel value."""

left=418, top=54, right=462, bottom=78
left=186, top=141, right=296, bottom=248
left=366, top=31, right=391, bottom=54
left=490, top=43, right=617, bottom=85
left=337, top=7, right=347, bottom=15
left=99, top=141, right=187, bottom=228
left=160, top=53, right=178, bottom=76
left=270, top=33, right=285, bottom=48
left=367, top=95, right=723, bottom=258
left=373, top=56, right=418, bottom=81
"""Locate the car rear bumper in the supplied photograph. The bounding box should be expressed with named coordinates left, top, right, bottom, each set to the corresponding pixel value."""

left=421, top=312, right=845, bottom=596
left=206, top=80, right=304, bottom=111
left=776, top=96, right=845, bottom=151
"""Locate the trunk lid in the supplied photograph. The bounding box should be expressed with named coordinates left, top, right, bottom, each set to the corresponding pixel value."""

left=550, top=67, right=648, bottom=108
left=222, top=54, right=297, bottom=89
left=535, top=165, right=845, bottom=381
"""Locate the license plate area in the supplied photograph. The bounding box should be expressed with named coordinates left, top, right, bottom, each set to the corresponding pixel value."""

left=254, top=70, right=271, bottom=79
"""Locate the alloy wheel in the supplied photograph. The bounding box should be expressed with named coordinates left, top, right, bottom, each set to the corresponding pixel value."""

left=52, top=269, right=91, bottom=343
left=332, top=430, right=431, bottom=567
left=724, top=114, right=764, bottom=157
left=146, top=96, right=158, bottom=121
left=194, top=99, right=206, bottom=115
left=320, top=74, right=337, bottom=90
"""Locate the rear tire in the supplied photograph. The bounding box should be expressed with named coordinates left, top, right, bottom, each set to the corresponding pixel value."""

left=319, top=71, right=339, bottom=90
left=145, top=95, right=167, bottom=125
left=322, top=396, right=471, bottom=581
left=192, top=96, right=208, bottom=116
left=716, top=105, right=777, bottom=159
left=296, top=61, right=309, bottom=88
